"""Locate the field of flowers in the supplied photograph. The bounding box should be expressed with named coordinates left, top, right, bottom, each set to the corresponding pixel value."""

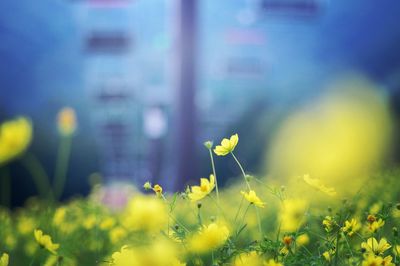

left=1, top=110, right=400, bottom=266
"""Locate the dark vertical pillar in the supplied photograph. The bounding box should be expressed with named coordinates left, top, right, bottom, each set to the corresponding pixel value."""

left=175, top=0, right=197, bottom=190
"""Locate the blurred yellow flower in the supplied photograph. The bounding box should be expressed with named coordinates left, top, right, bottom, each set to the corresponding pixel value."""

left=34, top=229, right=59, bottom=254
left=342, top=218, right=361, bottom=236
left=153, top=184, right=163, bottom=197
left=188, top=175, right=215, bottom=202
left=394, top=245, right=400, bottom=256
left=109, top=227, right=126, bottom=244
left=57, top=107, right=77, bottom=136
left=189, top=223, right=229, bottom=253
left=214, top=133, right=238, bottom=156
left=296, top=234, right=309, bottom=246
left=0, top=117, right=32, bottom=165
left=368, top=218, right=385, bottom=233
left=233, top=251, right=264, bottom=266
left=361, top=237, right=391, bottom=255
left=0, top=253, right=8, bottom=266
left=100, top=217, right=115, bottom=230
left=322, top=216, right=334, bottom=232
left=279, top=199, right=308, bottom=232
left=264, top=259, right=284, bottom=266
left=111, top=245, right=138, bottom=266
left=122, top=196, right=167, bottom=233
left=17, top=216, right=35, bottom=235
left=303, top=175, right=336, bottom=196
left=241, top=190, right=265, bottom=208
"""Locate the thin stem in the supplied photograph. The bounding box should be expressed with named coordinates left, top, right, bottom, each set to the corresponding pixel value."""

left=161, top=194, right=190, bottom=233
left=234, top=195, right=245, bottom=223
left=230, top=152, right=251, bottom=190
left=20, top=153, right=53, bottom=201
left=53, top=136, right=72, bottom=200
left=0, top=166, right=11, bottom=207
left=255, top=206, right=263, bottom=237
left=208, top=149, right=220, bottom=203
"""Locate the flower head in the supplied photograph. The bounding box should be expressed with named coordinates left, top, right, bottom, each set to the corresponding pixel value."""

left=303, top=174, right=336, bottom=196
left=0, top=253, right=9, bottom=266
left=0, top=117, right=32, bottom=165
left=34, top=229, right=59, bottom=254
left=152, top=184, right=163, bottom=197
left=214, top=134, right=238, bottom=156
left=57, top=107, right=77, bottom=136
left=264, top=259, right=284, bottom=266
left=361, top=237, right=391, bottom=255
left=241, top=190, right=266, bottom=208
left=341, top=218, right=361, bottom=236
left=233, top=251, right=264, bottom=266
left=188, top=223, right=229, bottom=253
left=143, top=182, right=152, bottom=190
left=188, top=175, right=215, bottom=202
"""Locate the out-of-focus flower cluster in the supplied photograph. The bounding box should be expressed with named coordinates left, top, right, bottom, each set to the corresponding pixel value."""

left=1, top=132, right=400, bottom=266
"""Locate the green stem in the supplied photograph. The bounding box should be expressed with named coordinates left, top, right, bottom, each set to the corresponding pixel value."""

left=234, top=195, right=245, bottom=223
left=230, top=152, right=251, bottom=190
left=208, top=149, right=220, bottom=203
left=53, top=136, right=72, bottom=200
left=255, top=206, right=263, bottom=237
left=20, top=153, right=53, bottom=200
left=0, top=166, right=11, bottom=207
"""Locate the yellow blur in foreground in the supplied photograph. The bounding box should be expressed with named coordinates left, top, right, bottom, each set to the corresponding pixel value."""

left=267, top=75, right=392, bottom=196
left=0, top=117, right=32, bottom=165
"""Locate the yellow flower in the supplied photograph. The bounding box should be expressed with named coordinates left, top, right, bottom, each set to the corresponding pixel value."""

left=322, top=249, right=335, bottom=262
left=295, top=234, right=309, bottom=246
left=303, top=174, right=336, bottom=196
left=264, top=259, right=284, bottom=266
left=188, top=223, right=229, bottom=253
left=233, top=251, right=264, bottom=266
left=382, top=255, right=395, bottom=266
left=17, top=216, right=35, bottom=235
left=153, top=184, right=163, bottom=197
left=241, top=190, right=266, bottom=208
left=34, top=229, right=59, bottom=254
left=111, top=245, right=138, bottom=266
left=0, top=117, right=32, bottom=165
left=214, top=133, right=238, bottom=156
left=341, top=218, right=361, bottom=236
left=188, top=175, right=215, bottom=201
left=122, top=196, right=167, bottom=232
left=322, top=216, right=334, bottom=232
left=361, top=254, right=394, bottom=266
left=57, top=107, right=77, bottom=136
left=0, top=253, right=9, bottom=266
left=109, top=227, right=126, bottom=244
left=368, top=218, right=385, bottom=233
left=279, top=199, right=308, bottom=232
left=362, top=254, right=383, bottom=266
left=100, top=217, right=115, bottom=230
left=393, top=245, right=400, bottom=256
left=361, top=237, right=391, bottom=255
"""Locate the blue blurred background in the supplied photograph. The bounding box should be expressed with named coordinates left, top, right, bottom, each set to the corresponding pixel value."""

left=1, top=0, right=400, bottom=206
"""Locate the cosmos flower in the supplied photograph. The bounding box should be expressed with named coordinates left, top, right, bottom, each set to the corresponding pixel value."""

left=34, top=229, right=59, bottom=254
left=214, top=134, right=239, bottom=156
left=188, top=223, right=229, bottom=253
left=240, top=190, right=266, bottom=208
left=303, top=175, right=336, bottom=196
left=188, top=175, right=215, bottom=202
left=361, top=237, right=391, bottom=255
